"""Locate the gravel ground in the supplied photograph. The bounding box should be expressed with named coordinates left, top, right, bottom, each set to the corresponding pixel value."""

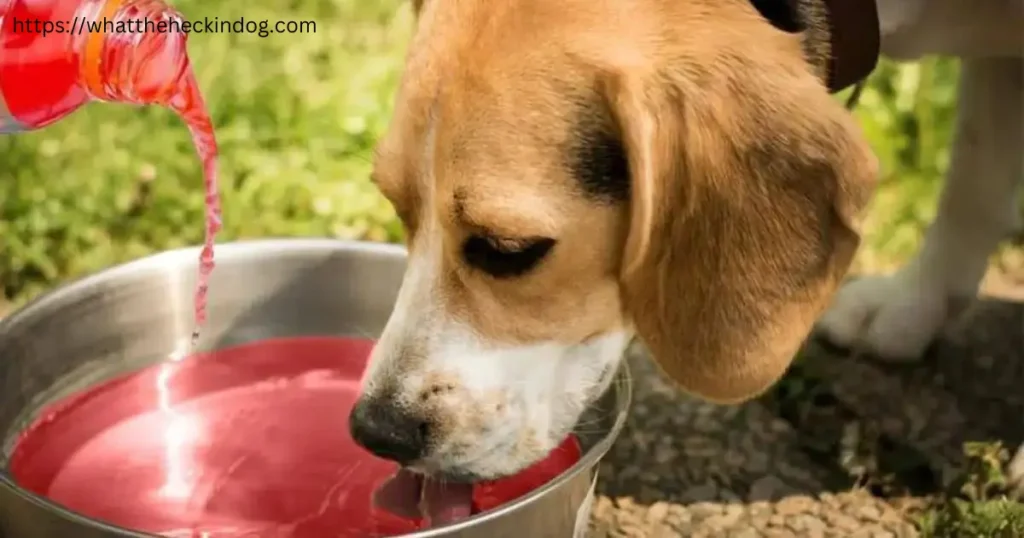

left=587, top=345, right=922, bottom=537
left=586, top=276, right=1024, bottom=537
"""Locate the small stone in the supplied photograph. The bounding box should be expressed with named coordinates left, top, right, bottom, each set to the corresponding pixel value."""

left=823, top=511, right=861, bottom=531
left=749, top=475, right=791, bottom=501
left=593, top=496, right=615, bottom=519
left=807, top=515, right=827, bottom=530
left=769, top=418, right=792, bottom=433
left=703, top=508, right=743, bottom=530
left=818, top=493, right=843, bottom=509
left=640, top=485, right=663, bottom=501
left=777, top=453, right=817, bottom=477
left=689, top=501, right=725, bottom=520
left=729, top=529, right=761, bottom=538
left=879, top=509, right=907, bottom=524
left=614, top=515, right=643, bottom=538
left=747, top=450, right=770, bottom=474
left=666, top=505, right=693, bottom=527
left=682, top=483, right=720, bottom=504
left=775, top=495, right=818, bottom=516
left=654, top=444, right=676, bottom=464
left=720, top=489, right=743, bottom=503
left=724, top=504, right=746, bottom=520
left=748, top=501, right=772, bottom=517
left=647, top=502, right=670, bottom=523
left=855, top=504, right=882, bottom=521
left=641, top=471, right=661, bottom=483
left=683, top=435, right=722, bottom=458
left=724, top=450, right=746, bottom=467
left=617, top=466, right=640, bottom=481
left=694, top=415, right=724, bottom=434
left=749, top=511, right=773, bottom=528
left=648, top=524, right=677, bottom=538
left=788, top=515, right=826, bottom=535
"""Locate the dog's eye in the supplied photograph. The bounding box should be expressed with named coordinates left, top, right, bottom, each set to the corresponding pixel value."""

left=462, top=235, right=555, bottom=278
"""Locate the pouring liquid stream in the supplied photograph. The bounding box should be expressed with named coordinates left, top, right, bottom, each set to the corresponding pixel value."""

left=97, top=4, right=222, bottom=347
left=166, top=71, right=222, bottom=349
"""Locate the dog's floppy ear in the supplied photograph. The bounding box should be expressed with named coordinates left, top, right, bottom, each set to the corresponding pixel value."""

left=607, top=52, right=877, bottom=403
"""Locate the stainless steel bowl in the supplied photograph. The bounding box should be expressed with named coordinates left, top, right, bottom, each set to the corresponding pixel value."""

left=0, top=239, right=631, bottom=538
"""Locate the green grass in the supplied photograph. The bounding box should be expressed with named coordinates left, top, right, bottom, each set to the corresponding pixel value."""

left=918, top=442, right=1024, bottom=538
left=0, top=0, right=960, bottom=305
left=919, top=499, right=1024, bottom=538
left=1, top=0, right=413, bottom=303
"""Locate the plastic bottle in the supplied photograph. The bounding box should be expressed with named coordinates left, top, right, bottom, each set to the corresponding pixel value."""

left=0, top=0, right=222, bottom=347
left=1, top=0, right=184, bottom=130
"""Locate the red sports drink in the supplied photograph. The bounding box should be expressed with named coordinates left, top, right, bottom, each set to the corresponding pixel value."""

left=0, top=0, right=222, bottom=345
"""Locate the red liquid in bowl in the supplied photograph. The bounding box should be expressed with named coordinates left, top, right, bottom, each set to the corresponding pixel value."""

left=7, top=337, right=581, bottom=537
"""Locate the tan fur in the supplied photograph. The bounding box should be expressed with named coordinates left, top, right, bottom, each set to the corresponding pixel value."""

left=373, top=0, right=877, bottom=406
left=615, top=66, right=874, bottom=401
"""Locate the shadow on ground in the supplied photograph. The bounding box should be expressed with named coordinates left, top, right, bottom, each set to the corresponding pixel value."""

left=587, top=294, right=1024, bottom=537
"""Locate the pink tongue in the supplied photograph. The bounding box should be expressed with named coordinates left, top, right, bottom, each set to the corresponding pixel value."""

left=374, top=469, right=474, bottom=525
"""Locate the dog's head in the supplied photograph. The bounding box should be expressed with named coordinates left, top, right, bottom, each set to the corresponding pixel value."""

left=350, top=0, right=876, bottom=480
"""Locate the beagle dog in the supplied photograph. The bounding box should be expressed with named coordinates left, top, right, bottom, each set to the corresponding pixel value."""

left=349, top=0, right=1024, bottom=507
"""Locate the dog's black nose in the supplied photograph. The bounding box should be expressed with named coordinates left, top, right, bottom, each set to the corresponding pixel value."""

left=348, top=397, right=427, bottom=465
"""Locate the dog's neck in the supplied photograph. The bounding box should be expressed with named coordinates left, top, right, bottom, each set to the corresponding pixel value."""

left=751, top=0, right=880, bottom=93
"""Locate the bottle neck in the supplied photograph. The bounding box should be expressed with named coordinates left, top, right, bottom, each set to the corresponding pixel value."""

left=76, top=0, right=190, bottom=105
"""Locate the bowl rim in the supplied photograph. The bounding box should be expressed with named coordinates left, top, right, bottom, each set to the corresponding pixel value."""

left=0, top=238, right=633, bottom=537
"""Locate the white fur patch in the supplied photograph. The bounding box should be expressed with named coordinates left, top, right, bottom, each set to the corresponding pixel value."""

left=413, top=324, right=629, bottom=476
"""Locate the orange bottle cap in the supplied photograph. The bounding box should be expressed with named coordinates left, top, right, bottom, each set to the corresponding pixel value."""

left=81, top=0, right=127, bottom=100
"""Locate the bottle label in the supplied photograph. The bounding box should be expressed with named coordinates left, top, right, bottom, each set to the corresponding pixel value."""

left=0, top=92, right=27, bottom=134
